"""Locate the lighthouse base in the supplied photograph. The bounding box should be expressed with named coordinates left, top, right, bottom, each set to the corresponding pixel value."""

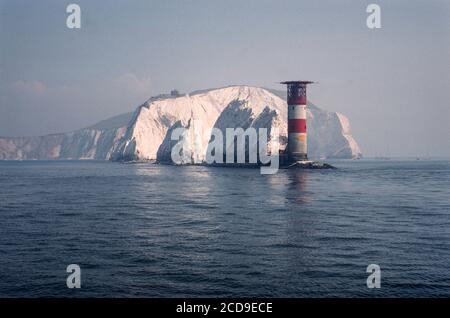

left=280, top=160, right=335, bottom=169
left=279, top=153, right=335, bottom=169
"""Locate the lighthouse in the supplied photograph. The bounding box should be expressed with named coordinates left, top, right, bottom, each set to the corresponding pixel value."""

left=281, top=81, right=314, bottom=163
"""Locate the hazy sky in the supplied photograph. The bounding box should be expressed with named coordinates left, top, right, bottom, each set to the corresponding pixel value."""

left=0, top=0, right=449, bottom=157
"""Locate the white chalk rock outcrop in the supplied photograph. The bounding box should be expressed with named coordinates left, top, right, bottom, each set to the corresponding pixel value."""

left=0, top=86, right=362, bottom=161
left=0, top=114, right=129, bottom=160
left=111, top=86, right=361, bottom=161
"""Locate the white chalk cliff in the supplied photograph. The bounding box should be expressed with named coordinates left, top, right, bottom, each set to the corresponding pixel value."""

left=0, top=86, right=362, bottom=161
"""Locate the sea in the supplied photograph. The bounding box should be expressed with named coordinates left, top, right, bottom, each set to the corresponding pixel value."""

left=0, top=159, right=449, bottom=297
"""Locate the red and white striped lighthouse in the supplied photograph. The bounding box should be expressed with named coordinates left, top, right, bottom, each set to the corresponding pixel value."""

left=281, top=81, right=314, bottom=162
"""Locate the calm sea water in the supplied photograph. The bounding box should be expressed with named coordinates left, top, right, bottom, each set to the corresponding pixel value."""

left=0, top=159, right=449, bottom=297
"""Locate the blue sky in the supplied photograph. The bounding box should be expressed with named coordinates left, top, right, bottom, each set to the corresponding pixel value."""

left=0, top=0, right=449, bottom=156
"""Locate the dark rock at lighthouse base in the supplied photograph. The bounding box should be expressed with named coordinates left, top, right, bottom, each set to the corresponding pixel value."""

left=280, top=160, right=335, bottom=169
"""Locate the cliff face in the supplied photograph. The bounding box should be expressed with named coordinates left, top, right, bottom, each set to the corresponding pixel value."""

left=0, top=86, right=362, bottom=161
left=0, top=120, right=128, bottom=160
left=111, top=86, right=361, bottom=161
